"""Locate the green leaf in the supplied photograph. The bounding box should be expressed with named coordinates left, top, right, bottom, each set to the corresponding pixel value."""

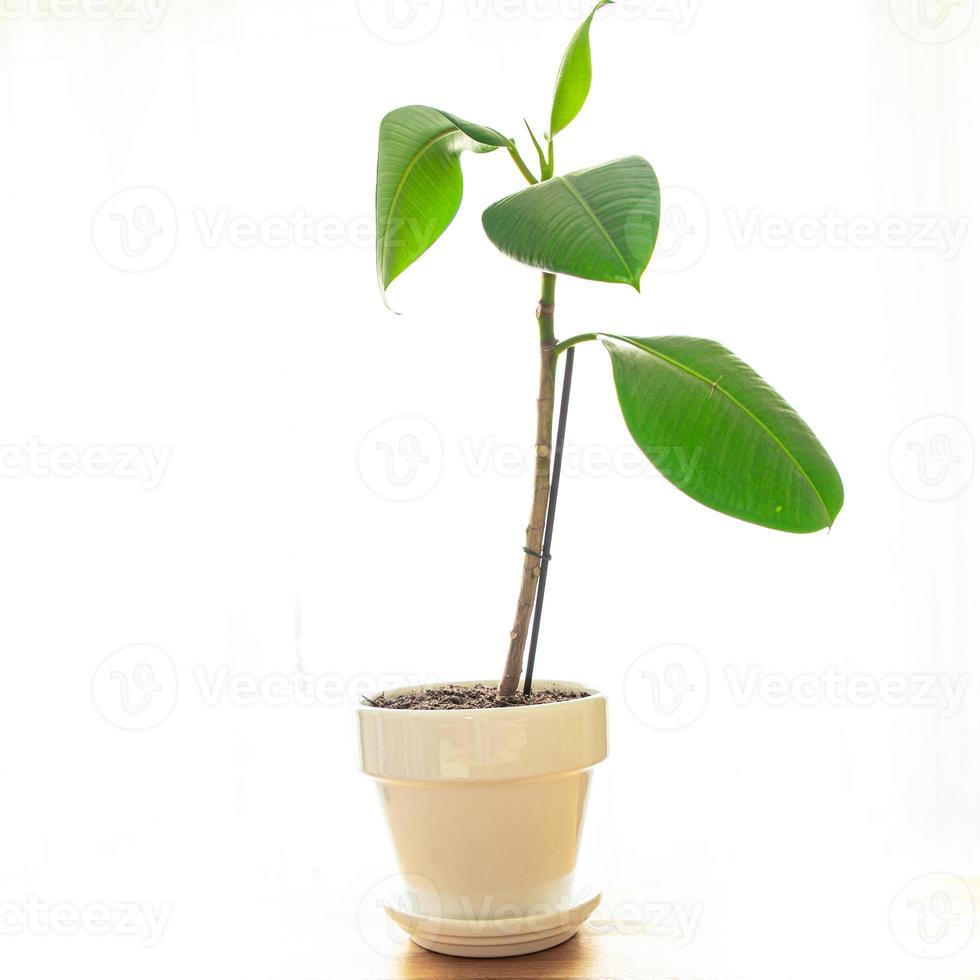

left=376, top=105, right=511, bottom=295
left=599, top=334, right=844, bottom=532
left=548, top=0, right=613, bottom=139
left=481, top=156, right=659, bottom=289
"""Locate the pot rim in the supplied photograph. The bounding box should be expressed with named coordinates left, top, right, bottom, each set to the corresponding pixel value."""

left=356, top=678, right=608, bottom=782
left=356, top=678, right=602, bottom=717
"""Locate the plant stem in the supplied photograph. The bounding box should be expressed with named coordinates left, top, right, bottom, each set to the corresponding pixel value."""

left=497, top=272, right=557, bottom=699
left=508, top=145, right=539, bottom=186
left=522, top=344, right=575, bottom=696
left=555, top=332, right=597, bottom=355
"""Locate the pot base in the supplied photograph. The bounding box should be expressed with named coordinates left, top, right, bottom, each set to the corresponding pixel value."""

left=383, top=889, right=601, bottom=959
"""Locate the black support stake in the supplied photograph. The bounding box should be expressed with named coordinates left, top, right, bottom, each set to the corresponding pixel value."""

left=523, top=346, right=575, bottom=697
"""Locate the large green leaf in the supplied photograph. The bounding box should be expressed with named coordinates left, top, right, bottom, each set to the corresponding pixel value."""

left=599, top=334, right=844, bottom=532
left=376, top=105, right=511, bottom=294
left=548, top=0, right=612, bottom=139
left=481, top=156, right=659, bottom=289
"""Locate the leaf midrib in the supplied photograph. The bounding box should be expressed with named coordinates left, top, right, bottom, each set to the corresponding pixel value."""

left=605, top=335, right=832, bottom=524
left=555, top=176, right=635, bottom=285
left=380, top=126, right=457, bottom=278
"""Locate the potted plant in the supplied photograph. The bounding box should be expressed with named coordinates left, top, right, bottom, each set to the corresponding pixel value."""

left=357, top=2, right=843, bottom=958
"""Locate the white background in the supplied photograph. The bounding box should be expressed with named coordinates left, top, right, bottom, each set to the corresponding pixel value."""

left=1, top=1, right=978, bottom=977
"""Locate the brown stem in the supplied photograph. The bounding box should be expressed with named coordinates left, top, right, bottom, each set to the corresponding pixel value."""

left=497, top=273, right=557, bottom=699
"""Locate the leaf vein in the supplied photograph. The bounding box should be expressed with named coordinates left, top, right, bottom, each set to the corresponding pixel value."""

left=555, top=176, right=634, bottom=284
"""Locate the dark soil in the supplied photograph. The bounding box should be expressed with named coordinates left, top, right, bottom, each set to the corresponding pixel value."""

left=362, top=683, right=591, bottom=711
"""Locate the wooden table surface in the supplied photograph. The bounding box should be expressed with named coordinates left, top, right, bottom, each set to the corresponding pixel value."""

left=345, top=922, right=716, bottom=980
left=377, top=931, right=715, bottom=980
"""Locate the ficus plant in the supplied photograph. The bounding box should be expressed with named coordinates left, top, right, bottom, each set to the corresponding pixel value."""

left=374, top=2, right=844, bottom=700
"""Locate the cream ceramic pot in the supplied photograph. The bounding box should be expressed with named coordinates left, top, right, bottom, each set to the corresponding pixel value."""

left=356, top=680, right=607, bottom=939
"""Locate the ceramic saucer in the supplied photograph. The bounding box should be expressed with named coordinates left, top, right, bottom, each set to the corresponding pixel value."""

left=382, top=888, right=601, bottom=958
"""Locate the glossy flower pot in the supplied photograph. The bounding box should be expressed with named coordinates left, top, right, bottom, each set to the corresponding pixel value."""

left=356, top=680, right=607, bottom=957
